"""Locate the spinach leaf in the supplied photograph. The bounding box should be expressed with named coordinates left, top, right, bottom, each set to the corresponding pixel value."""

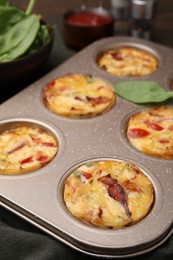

left=0, top=14, right=40, bottom=61
left=0, top=14, right=38, bottom=55
left=0, top=0, right=51, bottom=62
left=0, top=6, right=25, bottom=34
left=114, top=81, right=173, bottom=103
left=25, top=24, right=50, bottom=54
left=0, top=0, right=8, bottom=6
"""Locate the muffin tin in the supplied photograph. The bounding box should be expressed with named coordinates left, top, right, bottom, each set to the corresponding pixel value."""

left=0, top=36, right=173, bottom=258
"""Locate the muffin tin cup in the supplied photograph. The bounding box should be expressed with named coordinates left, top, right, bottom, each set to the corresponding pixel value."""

left=0, top=36, right=173, bottom=258
left=120, top=105, right=173, bottom=162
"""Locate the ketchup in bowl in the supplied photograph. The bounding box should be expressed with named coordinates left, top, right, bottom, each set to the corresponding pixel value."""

left=67, top=11, right=113, bottom=26
left=63, top=8, right=114, bottom=50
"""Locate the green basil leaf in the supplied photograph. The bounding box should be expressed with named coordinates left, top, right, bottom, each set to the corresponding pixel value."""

left=114, top=81, right=173, bottom=103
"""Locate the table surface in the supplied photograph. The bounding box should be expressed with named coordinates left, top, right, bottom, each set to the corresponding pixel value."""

left=1, top=1, right=173, bottom=260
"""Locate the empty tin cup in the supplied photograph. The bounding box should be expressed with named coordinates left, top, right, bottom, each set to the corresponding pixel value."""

left=63, top=7, right=115, bottom=50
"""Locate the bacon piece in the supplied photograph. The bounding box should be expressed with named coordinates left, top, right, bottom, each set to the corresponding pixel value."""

left=70, top=106, right=78, bottom=111
left=154, top=116, right=173, bottom=123
left=98, top=207, right=103, bottom=218
left=159, top=139, right=169, bottom=144
left=7, top=142, right=25, bottom=154
left=111, top=52, right=123, bottom=61
left=31, top=136, right=42, bottom=143
left=101, top=65, right=107, bottom=71
left=98, top=174, right=131, bottom=218
left=128, top=128, right=150, bottom=138
left=75, top=96, right=85, bottom=101
left=59, top=86, right=69, bottom=92
left=149, top=110, right=165, bottom=117
left=37, top=128, right=45, bottom=134
left=122, top=180, right=142, bottom=193
left=42, top=142, right=56, bottom=147
left=97, top=85, right=104, bottom=90
left=86, top=96, right=109, bottom=106
left=131, top=165, right=141, bottom=175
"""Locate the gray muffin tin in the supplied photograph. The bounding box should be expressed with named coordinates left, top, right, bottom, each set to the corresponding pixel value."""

left=0, top=36, right=173, bottom=258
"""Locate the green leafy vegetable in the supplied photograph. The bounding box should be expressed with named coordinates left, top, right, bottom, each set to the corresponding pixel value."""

left=114, top=81, right=173, bottom=104
left=0, top=0, right=8, bottom=5
left=0, top=15, right=39, bottom=61
left=25, top=24, right=50, bottom=54
left=0, top=0, right=51, bottom=62
left=0, top=14, right=39, bottom=56
left=0, top=7, right=25, bottom=33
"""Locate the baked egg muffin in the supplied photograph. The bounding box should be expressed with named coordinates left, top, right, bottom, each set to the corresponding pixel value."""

left=64, top=160, right=154, bottom=229
left=0, top=124, right=58, bottom=175
left=98, top=46, right=159, bottom=77
left=43, top=74, right=116, bottom=118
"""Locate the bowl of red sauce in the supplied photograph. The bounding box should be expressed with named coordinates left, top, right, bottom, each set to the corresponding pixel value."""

left=63, top=7, right=115, bottom=50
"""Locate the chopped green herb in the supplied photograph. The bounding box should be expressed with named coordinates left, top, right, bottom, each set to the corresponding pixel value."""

left=86, top=162, right=96, bottom=168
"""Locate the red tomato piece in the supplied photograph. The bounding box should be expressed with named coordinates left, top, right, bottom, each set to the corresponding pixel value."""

left=82, top=171, right=92, bottom=179
left=37, top=155, right=48, bottom=161
left=21, top=156, right=33, bottom=164
left=150, top=123, right=164, bottom=131
left=144, top=119, right=164, bottom=131
left=47, top=80, right=55, bottom=88
left=97, top=169, right=103, bottom=175
left=128, top=128, right=150, bottom=138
